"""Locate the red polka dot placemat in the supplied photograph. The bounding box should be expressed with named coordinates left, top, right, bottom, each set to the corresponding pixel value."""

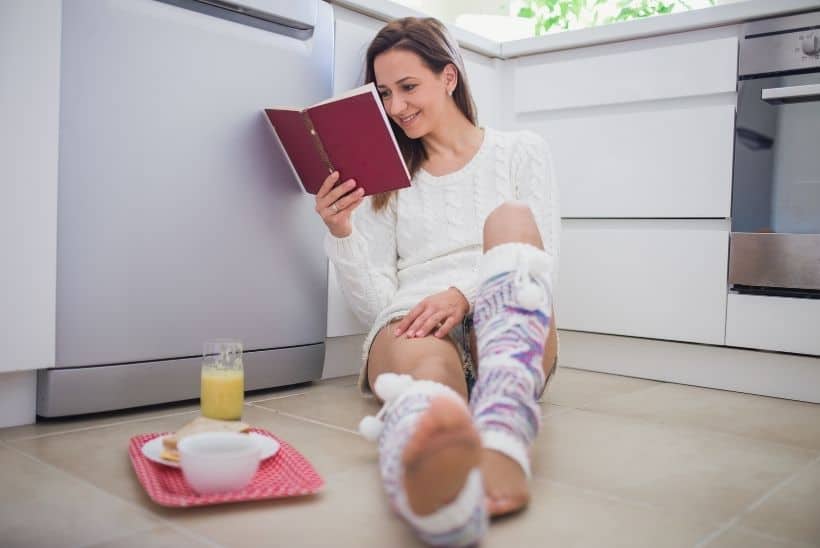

left=128, top=429, right=324, bottom=507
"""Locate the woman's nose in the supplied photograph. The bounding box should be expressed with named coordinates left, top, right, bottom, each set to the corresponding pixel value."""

left=387, top=96, right=405, bottom=115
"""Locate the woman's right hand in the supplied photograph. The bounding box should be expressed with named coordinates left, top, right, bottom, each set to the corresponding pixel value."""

left=315, top=171, right=365, bottom=238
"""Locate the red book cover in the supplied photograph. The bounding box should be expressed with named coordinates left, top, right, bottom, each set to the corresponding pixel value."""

left=264, top=83, right=411, bottom=196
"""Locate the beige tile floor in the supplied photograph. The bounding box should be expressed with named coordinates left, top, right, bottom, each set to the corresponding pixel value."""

left=1, top=368, right=819, bottom=547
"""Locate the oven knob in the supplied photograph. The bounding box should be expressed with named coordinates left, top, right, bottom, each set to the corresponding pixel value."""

left=801, top=35, right=819, bottom=55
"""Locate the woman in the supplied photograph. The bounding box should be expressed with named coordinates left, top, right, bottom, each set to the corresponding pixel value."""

left=315, top=17, right=560, bottom=547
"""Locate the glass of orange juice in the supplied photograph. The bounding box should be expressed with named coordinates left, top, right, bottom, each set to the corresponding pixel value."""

left=201, top=339, right=245, bottom=420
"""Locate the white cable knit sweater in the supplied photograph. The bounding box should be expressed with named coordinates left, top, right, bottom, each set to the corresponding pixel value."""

left=324, top=128, right=561, bottom=388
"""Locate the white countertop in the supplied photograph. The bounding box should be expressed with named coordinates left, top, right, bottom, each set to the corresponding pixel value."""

left=329, top=0, right=820, bottom=58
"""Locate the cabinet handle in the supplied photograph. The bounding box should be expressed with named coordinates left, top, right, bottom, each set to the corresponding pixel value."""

left=761, top=83, right=820, bottom=104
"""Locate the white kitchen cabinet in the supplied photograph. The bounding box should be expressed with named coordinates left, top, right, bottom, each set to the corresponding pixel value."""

left=532, top=104, right=735, bottom=218
left=555, top=219, right=729, bottom=345
left=512, top=26, right=737, bottom=113
left=726, top=293, right=820, bottom=356
left=505, top=25, right=739, bottom=346
left=0, top=1, right=61, bottom=374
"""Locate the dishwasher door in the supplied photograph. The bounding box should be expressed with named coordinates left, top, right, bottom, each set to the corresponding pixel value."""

left=40, top=0, right=334, bottom=416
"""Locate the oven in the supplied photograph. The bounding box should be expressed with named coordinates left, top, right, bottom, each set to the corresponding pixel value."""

left=730, top=10, right=820, bottom=299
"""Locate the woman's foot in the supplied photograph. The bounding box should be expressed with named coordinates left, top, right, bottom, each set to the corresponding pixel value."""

left=401, top=395, right=482, bottom=515
left=481, top=449, right=530, bottom=516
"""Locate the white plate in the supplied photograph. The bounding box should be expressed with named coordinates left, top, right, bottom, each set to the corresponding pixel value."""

left=141, top=433, right=280, bottom=468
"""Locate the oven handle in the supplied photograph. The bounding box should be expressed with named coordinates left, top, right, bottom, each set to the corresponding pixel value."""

left=762, top=83, right=820, bottom=104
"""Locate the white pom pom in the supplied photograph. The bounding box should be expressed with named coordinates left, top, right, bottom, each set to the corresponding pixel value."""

left=358, top=415, right=384, bottom=441
left=516, top=281, right=544, bottom=310
left=373, top=373, right=414, bottom=402
left=529, top=253, right=552, bottom=274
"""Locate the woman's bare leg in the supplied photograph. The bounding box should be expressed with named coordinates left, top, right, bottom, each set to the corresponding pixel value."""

left=367, top=321, right=482, bottom=517
left=473, top=201, right=558, bottom=516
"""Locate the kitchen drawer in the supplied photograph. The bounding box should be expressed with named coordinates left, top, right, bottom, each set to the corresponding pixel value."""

left=512, top=26, right=737, bottom=113
left=535, top=104, right=734, bottom=218
left=555, top=219, right=729, bottom=345
left=726, top=293, right=820, bottom=356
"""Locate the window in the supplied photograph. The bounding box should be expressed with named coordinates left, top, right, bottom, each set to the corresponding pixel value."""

left=390, top=0, right=748, bottom=42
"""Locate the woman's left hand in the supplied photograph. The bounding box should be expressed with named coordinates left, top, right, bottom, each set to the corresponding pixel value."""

left=394, top=288, right=469, bottom=339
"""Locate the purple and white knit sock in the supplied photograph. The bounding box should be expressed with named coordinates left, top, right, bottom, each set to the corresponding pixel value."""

left=470, top=242, right=554, bottom=477
left=358, top=374, right=488, bottom=547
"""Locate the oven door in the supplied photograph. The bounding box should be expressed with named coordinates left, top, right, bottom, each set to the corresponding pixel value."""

left=730, top=71, right=820, bottom=297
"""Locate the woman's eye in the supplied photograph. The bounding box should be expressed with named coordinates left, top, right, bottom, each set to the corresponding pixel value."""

left=403, top=84, right=416, bottom=92
left=379, top=90, right=390, bottom=99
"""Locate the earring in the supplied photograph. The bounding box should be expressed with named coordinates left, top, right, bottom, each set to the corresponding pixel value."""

left=448, top=88, right=454, bottom=97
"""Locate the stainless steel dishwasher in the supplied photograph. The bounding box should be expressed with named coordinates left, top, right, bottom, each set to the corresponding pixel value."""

left=38, top=0, right=334, bottom=416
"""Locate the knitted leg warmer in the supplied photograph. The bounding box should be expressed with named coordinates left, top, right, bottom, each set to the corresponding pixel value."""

left=358, top=374, right=488, bottom=547
left=470, top=242, right=554, bottom=477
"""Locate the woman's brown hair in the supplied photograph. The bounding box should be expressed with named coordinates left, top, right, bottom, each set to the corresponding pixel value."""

left=364, top=17, right=478, bottom=211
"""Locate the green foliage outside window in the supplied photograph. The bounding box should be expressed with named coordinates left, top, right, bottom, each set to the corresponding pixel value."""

left=517, top=0, right=717, bottom=36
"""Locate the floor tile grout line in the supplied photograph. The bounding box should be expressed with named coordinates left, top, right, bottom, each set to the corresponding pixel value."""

left=5, top=383, right=347, bottom=441
left=556, top=373, right=820, bottom=454
left=734, top=525, right=817, bottom=548
left=541, top=375, right=668, bottom=413
left=555, top=398, right=820, bottom=456
left=7, top=408, right=201, bottom=442
left=75, top=523, right=162, bottom=548
left=531, top=476, right=660, bottom=512
left=247, top=403, right=361, bottom=436
left=732, top=525, right=818, bottom=548
left=3, top=442, right=227, bottom=548
left=693, top=516, right=742, bottom=548
left=277, top=412, right=360, bottom=436
left=245, top=391, right=308, bottom=404
left=745, top=453, right=820, bottom=513
left=693, top=453, right=820, bottom=548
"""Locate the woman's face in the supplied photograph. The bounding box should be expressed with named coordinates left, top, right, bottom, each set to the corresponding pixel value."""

left=373, top=48, right=453, bottom=140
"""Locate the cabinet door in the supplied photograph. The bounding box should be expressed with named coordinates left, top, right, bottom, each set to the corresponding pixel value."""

left=536, top=104, right=734, bottom=218
left=510, top=26, right=737, bottom=219
left=726, top=294, right=820, bottom=356
left=0, top=2, right=60, bottom=372
left=555, top=219, right=729, bottom=345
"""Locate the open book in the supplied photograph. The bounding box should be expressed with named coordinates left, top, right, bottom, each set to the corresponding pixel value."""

left=264, top=83, right=411, bottom=196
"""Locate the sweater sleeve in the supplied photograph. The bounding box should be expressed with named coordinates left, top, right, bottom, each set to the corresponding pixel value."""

left=511, top=131, right=562, bottom=288
left=448, top=270, right=478, bottom=314
left=324, top=196, right=398, bottom=327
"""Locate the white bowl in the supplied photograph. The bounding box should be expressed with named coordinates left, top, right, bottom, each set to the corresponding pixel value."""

left=178, top=432, right=260, bottom=495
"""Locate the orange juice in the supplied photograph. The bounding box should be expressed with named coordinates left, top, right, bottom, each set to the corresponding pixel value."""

left=200, top=367, right=245, bottom=420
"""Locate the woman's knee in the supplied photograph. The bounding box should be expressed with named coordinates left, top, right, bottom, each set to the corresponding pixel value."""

left=408, top=356, right=468, bottom=399
left=483, top=201, right=543, bottom=251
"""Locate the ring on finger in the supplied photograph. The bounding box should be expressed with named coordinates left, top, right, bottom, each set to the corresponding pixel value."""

left=330, top=203, right=338, bottom=213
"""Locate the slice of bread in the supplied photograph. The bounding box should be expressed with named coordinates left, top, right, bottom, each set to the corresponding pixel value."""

left=160, top=416, right=251, bottom=462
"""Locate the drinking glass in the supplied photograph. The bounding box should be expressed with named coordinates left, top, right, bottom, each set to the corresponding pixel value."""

left=201, top=339, right=245, bottom=420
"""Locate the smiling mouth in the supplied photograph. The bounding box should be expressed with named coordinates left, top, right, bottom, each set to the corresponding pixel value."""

left=398, top=112, right=419, bottom=125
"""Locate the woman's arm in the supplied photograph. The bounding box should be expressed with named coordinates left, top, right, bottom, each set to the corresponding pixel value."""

left=324, top=195, right=399, bottom=326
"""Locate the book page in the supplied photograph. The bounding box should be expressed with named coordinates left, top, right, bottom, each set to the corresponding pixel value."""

left=311, top=83, right=375, bottom=108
